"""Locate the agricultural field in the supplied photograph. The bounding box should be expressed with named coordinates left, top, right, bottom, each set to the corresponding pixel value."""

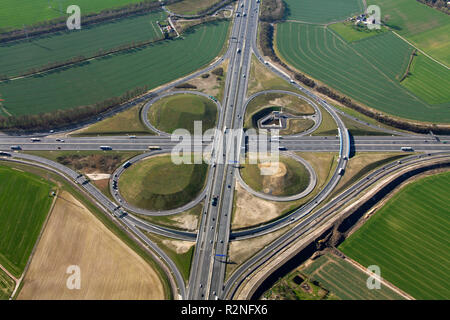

left=0, top=0, right=155, bottom=31
left=295, top=253, right=405, bottom=300
left=329, top=21, right=388, bottom=43
left=18, top=191, right=165, bottom=300
left=339, top=171, right=450, bottom=299
left=276, top=23, right=450, bottom=122
left=119, top=155, right=208, bottom=211
left=240, top=155, right=310, bottom=197
left=0, top=268, right=15, bottom=300
left=0, top=11, right=166, bottom=78
left=0, top=166, right=55, bottom=278
left=148, top=93, right=218, bottom=134
left=0, top=20, right=229, bottom=117
left=401, top=53, right=450, bottom=105
left=167, top=0, right=222, bottom=15
left=368, top=0, right=450, bottom=66
left=284, top=0, right=364, bottom=24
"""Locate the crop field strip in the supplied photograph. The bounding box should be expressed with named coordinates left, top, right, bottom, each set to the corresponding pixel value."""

left=367, top=0, right=450, bottom=66
left=0, top=166, right=55, bottom=278
left=401, top=53, right=450, bottom=105
left=0, top=0, right=156, bottom=31
left=284, top=0, right=364, bottom=24
left=339, top=172, right=450, bottom=299
left=301, top=254, right=404, bottom=300
left=0, top=11, right=166, bottom=77
left=168, top=0, right=223, bottom=16
left=0, top=268, right=15, bottom=300
left=276, top=22, right=450, bottom=122
left=0, top=20, right=229, bottom=116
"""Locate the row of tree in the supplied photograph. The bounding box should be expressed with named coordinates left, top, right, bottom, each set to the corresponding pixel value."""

left=0, top=0, right=183, bottom=43
left=417, top=0, right=449, bottom=15
left=0, top=86, right=148, bottom=132
left=258, top=17, right=450, bottom=134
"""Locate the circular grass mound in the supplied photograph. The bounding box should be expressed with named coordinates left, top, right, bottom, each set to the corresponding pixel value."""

left=148, top=93, right=217, bottom=134
left=118, top=155, right=208, bottom=211
left=240, top=156, right=310, bottom=197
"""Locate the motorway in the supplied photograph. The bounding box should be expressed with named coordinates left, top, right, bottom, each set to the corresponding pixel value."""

left=1, top=0, right=450, bottom=301
left=1, top=134, right=449, bottom=152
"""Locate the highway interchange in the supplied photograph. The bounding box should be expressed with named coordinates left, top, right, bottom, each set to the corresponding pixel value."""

left=1, top=0, right=450, bottom=301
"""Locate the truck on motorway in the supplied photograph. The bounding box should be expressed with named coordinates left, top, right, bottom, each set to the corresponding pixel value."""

left=148, top=146, right=161, bottom=150
left=99, top=146, right=112, bottom=150
left=401, top=146, right=414, bottom=152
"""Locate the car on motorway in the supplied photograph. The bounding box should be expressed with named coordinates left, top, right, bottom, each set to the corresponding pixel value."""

left=100, top=146, right=112, bottom=150
left=56, top=138, right=65, bottom=142
left=10, top=145, right=21, bottom=150
left=30, top=138, right=41, bottom=142
left=122, top=161, right=132, bottom=169
left=212, top=197, right=218, bottom=206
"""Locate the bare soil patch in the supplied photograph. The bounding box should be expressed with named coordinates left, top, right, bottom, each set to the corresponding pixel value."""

left=18, top=192, right=165, bottom=300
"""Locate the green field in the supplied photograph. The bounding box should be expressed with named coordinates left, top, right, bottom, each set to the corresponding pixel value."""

left=119, top=155, right=208, bottom=211
left=329, top=21, right=388, bottom=43
left=284, top=0, right=364, bottom=24
left=240, top=156, right=310, bottom=197
left=0, top=0, right=155, bottom=31
left=300, top=253, right=405, bottom=300
left=401, top=53, right=450, bottom=105
left=339, top=172, right=450, bottom=299
left=0, top=166, right=55, bottom=278
left=0, top=11, right=166, bottom=77
left=276, top=23, right=450, bottom=122
left=0, top=268, right=15, bottom=300
left=148, top=93, right=218, bottom=134
left=0, top=20, right=229, bottom=117
left=167, top=0, right=221, bottom=15
left=368, top=0, right=450, bottom=66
